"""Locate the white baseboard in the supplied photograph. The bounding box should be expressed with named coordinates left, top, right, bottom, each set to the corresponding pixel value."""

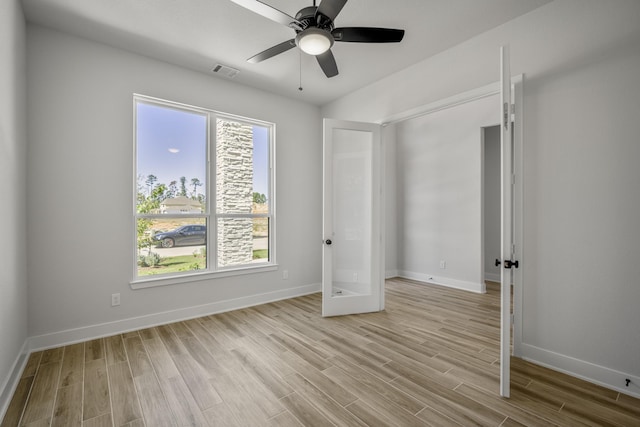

left=397, top=270, right=485, bottom=293
left=521, top=343, right=640, bottom=399
left=385, top=269, right=399, bottom=279
left=0, top=340, right=29, bottom=423
left=27, top=283, right=321, bottom=352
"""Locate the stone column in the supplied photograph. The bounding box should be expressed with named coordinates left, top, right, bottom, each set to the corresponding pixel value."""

left=216, top=119, right=254, bottom=267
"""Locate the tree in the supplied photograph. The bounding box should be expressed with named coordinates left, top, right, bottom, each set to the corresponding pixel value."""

left=145, top=174, right=157, bottom=196
left=136, top=183, right=168, bottom=255
left=167, top=180, right=178, bottom=199
left=179, top=176, right=187, bottom=196
left=253, top=192, right=267, bottom=204
left=191, top=177, right=202, bottom=199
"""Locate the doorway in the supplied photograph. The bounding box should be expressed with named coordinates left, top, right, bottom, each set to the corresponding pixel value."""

left=382, top=74, right=523, bottom=398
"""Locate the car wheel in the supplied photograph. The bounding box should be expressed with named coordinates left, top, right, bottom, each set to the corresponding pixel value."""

left=161, top=238, right=175, bottom=248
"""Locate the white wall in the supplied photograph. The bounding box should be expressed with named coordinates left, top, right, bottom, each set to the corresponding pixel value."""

left=483, top=125, right=501, bottom=281
left=323, top=0, right=640, bottom=396
left=395, top=95, right=498, bottom=292
left=521, top=37, right=640, bottom=389
left=0, top=0, right=28, bottom=415
left=26, top=25, right=323, bottom=345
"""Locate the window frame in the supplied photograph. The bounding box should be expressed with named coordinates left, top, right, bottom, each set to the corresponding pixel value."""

left=131, top=94, right=276, bottom=289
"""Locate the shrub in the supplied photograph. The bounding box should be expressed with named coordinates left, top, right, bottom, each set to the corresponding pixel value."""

left=137, top=254, right=148, bottom=267
left=145, top=252, right=162, bottom=267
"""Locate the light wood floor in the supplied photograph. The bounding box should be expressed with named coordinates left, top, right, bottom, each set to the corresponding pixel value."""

left=2, top=278, right=639, bottom=426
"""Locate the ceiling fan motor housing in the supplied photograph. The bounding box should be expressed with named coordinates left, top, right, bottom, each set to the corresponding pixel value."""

left=294, top=6, right=334, bottom=33
left=293, top=6, right=335, bottom=55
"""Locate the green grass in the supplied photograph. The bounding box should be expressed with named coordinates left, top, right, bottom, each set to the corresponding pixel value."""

left=138, top=254, right=205, bottom=276
left=138, top=249, right=268, bottom=276
left=253, top=249, right=268, bottom=259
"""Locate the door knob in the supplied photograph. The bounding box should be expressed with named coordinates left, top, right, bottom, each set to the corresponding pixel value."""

left=504, top=260, right=519, bottom=269
left=325, top=239, right=332, bottom=245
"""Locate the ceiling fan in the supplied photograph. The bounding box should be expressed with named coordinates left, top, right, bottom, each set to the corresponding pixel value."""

left=230, top=0, right=405, bottom=78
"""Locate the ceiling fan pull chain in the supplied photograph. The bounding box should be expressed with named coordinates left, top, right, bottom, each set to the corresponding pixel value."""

left=298, top=50, right=304, bottom=91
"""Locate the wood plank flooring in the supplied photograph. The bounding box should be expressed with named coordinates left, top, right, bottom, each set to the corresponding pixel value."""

left=2, top=278, right=639, bottom=426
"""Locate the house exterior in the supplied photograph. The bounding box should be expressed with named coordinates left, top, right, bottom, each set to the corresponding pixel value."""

left=159, top=196, right=203, bottom=214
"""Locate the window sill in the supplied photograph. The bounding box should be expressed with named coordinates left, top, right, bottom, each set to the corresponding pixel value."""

left=130, top=263, right=279, bottom=290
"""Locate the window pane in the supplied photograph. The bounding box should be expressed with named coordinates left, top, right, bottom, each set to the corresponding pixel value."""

left=252, top=125, right=270, bottom=213
left=252, top=217, right=269, bottom=264
left=216, top=119, right=270, bottom=214
left=217, top=217, right=269, bottom=268
left=137, top=218, right=207, bottom=277
left=136, top=102, right=207, bottom=215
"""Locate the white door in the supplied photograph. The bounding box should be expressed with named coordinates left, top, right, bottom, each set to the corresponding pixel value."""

left=499, top=45, right=515, bottom=398
left=322, top=119, right=384, bottom=317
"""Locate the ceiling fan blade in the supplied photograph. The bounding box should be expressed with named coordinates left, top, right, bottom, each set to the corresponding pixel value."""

left=229, top=0, right=300, bottom=27
left=316, top=49, right=339, bottom=78
left=332, top=27, right=405, bottom=43
left=316, top=0, right=348, bottom=22
left=248, top=39, right=296, bottom=63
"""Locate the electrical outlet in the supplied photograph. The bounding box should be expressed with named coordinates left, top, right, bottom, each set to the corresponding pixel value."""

left=111, top=293, right=121, bottom=307
left=439, top=260, right=446, bottom=269
left=283, top=270, right=289, bottom=280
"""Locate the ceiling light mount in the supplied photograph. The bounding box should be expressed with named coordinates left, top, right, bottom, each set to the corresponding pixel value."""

left=295, top=27, right=334, bottom=56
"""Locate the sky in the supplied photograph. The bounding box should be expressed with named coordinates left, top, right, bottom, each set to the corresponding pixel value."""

left=136, top=102, right=269, bottom=199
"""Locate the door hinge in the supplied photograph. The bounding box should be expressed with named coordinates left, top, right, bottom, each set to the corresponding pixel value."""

left=503, top=102, right=509, bottom=130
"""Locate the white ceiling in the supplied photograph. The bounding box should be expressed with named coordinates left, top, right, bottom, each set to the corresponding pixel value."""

left=21, top=0, right=552, bottom=105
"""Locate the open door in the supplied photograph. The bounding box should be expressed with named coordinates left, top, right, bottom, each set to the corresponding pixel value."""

left=499, top=45, right=515, bottom=398
left=322, top=119, right=384, bottom=317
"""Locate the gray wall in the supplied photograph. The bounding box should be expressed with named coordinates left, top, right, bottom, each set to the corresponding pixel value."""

left=25, top=25, right=323, bottom=340
left=0, top=0, right=28, bottom=412
left=395, top=94, right=498, bottom=292
left=484, top=125, right=501, bottom=281
left=323, top=0, right=640, bottom=396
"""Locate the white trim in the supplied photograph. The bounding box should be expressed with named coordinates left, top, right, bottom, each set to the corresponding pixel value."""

left=385, top=269, right=399, bottom=279
left=27, top=283, right=320, bottom=352
left=521, top=344, right=640, bottom=399
left=379, top=81, right=501, bottom=126
left=130, top=264, right=278, bottom=289
left=0, top=340, right=29, bottom=422
left=397, top=270, right=485, bottom=294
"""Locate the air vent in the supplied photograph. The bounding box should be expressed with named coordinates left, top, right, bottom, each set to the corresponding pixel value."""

left=212, top=64, right=239, bottom=79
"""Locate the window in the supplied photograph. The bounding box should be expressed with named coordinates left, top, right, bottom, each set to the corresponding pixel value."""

left=134, top=95, right=274, bottom=285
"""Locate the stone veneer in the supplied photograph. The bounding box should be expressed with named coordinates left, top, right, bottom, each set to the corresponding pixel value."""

left=216, top=119, right=254, bottom=267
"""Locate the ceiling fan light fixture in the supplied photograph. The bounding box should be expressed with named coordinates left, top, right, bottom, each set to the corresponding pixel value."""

left=295, top=27, right=334, bottom=55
